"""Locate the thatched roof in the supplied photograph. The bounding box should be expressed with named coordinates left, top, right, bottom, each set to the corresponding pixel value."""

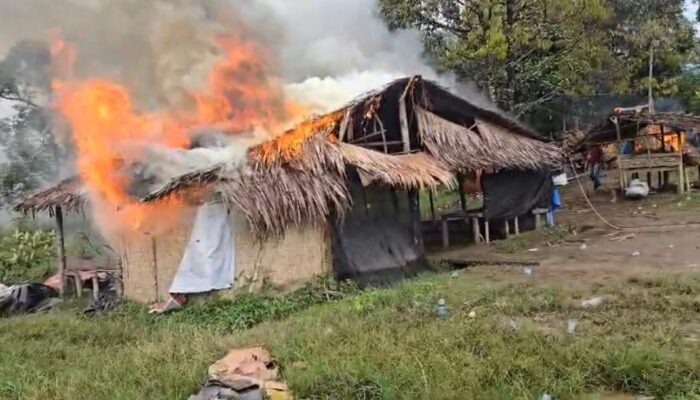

left=417, top=108, right=561, bottom=171
left=14, top=176, right=85, bottom=215
left=581, top=110, right=700, bottom=147
left=337, top=143, right=455, bottom=189
left=16, top=75, right=560, bottom=237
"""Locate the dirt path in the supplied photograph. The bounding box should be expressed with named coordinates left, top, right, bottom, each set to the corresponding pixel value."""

left=433, top=188, right=700, bottom=285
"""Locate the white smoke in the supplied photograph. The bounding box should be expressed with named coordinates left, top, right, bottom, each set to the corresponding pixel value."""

left=247, top=0, right=440, bottom=111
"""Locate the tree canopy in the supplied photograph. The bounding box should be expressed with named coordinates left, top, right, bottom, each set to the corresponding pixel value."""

left=380, top=0, right=697, bottom=130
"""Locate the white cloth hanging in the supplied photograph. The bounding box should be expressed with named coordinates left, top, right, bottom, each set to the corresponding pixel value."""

left=169, top=202, right=235, bottom=294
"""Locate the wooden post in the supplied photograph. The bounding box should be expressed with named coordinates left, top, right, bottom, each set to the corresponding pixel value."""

left=457, top=174, right=466, bottom=211
left=657, top=171, right=662, bottom=189
left=612, top=117, right=625, bottom=192
left=55, top=206, right=67, bottom=297
left=428, top=190, right=436, bottom=223
left=408, top=190, right=424, bottom=252
left=151, top=237, right=159, bottom=302
left=484, top=220, right=490, bottom=243
left=471, top=217, right=481, bottom=244
left=398, top=83, right=412, bottom=153
left=514, top=217, right=520, bottom=235
left=441, top=216, right=449, bottom=249
left=535, top=213, right=542, bottom=230
left=504, top=220, right=510, bottom=238
left=92, top=276, right=100, bottom=300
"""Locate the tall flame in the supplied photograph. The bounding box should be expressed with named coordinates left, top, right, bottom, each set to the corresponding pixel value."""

left=51, top=33, right=307, bottom=234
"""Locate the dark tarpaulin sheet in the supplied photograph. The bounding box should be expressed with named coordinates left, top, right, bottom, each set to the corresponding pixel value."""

left=331, top=170, right=427, bottom=286
left=483, top=170, right=553, bottom=220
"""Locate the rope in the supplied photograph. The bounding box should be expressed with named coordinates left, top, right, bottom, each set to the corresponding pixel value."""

left=567, top=158, right=700, bottom=231
left=569, top=158, right=622, bottom=230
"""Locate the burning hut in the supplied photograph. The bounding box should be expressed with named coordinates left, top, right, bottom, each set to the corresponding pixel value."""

left=578, top=107, right=700, bottom=193
left=16, top=76, right=561, bottom=303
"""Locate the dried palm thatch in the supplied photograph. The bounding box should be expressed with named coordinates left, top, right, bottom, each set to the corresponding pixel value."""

left=13, top=176, right=86, bottom=215
left=338, top=143, right=455, bottom=189
left=220, top=134, right=350, bottom=238
left=417, top=107, right=561, bottom=171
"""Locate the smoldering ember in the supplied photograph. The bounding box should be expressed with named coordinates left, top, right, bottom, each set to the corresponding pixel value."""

left=1, top=1, right=700, bottom=399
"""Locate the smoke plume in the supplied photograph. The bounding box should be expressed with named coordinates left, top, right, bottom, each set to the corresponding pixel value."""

left=0, top=0, right=493, bottom=234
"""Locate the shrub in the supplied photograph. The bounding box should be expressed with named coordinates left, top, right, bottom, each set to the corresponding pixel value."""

left=0, top=228, right=55, bottom=283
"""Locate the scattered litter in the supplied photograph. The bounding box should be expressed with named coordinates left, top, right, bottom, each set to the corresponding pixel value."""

left=579, top=244, right=588, bottom=250
left=436, top=298, right=448, bottom=319
left=523, top=267, right=533, bottom=276
left=538, top=394, right=553, bottom=400
left=669, top=244, right=675, bottom=249
left=567, top=319, right=578, bottom=335
left=609, top=232, right=636, bottom=242
left=450, top=271, right=459, bottom=278
left=527, top=248, right=539, bottom=252
left=507, top=319, right=518, bottom=331
left=652, top=203, right=657, bottom=208
left=190, top=346, right=291, bottom=400
left=579, top=296, right=610, bottom=309
left=688, top=263, right=700, bottom=268
left=632, top=251, right=641, bottom=257
left=468, top=310, right=476, bottom=319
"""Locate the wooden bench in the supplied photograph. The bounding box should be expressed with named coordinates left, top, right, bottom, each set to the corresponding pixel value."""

left=441, top=210, right=491, bottom=249
left=532, top=208, right=551, bottom=229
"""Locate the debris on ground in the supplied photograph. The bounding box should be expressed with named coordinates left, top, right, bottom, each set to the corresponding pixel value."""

left=468, top=310, right=476, bottom=319
left=567, top=319, right=578, bottom=334
left=578, top=295, right=613, bottom=309
left=189, top=346, right=291, bottom=400
left=523, top=267, right=533, bottom=276
left=436, top=298, right=448, bottom=319
left=609, top=232, right=636, bottom=242
left=631, top=251, right=641, bottom=257
left=580, top=244, right=588, bottom=250
left=149, top=295, right=186, bottom=315
left=0, top=283, right=61, bottom=316
left=84, top=293, right=121, bottom=314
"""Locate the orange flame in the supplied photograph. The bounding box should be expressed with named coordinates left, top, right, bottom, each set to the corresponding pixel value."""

left=51, top=33, right=310, bottom=234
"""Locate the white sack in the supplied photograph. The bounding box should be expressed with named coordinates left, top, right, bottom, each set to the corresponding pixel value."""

left=625, top=179, right=650, bottom=199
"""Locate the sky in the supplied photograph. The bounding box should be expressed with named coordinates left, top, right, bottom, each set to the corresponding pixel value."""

left=686, top=0, right=699, bottom=33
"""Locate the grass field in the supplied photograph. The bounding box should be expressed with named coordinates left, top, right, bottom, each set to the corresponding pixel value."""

left=1, top=269, right=699, bottom=400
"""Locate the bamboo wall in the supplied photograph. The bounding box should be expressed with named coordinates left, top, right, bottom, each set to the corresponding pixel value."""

left=121, top=207, right=332, bottom=303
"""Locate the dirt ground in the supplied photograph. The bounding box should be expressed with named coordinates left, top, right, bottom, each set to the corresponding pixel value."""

left=435, top=182, right=700, bottom=286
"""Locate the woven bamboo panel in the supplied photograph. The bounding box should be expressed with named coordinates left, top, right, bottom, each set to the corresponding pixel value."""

left=121, top=207, right=331, bottom=303
left=618, top=153, right=681, bottom=170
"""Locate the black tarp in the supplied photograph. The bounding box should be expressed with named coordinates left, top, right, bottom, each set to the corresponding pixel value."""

left=483, top=170, right=553, bottom=220
left=332, top=170, right=427, bottom=286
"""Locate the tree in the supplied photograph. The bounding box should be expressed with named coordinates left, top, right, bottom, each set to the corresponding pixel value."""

left=379, top=0, right=696, bottom=121
left=0, top=40, right=63, bottom=207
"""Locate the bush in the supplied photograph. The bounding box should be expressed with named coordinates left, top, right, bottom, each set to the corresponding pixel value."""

left=0, top=228, right=55, bottom=283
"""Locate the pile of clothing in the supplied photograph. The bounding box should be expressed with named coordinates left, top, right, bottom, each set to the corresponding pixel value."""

left=0, top=283, right=61, bottom=315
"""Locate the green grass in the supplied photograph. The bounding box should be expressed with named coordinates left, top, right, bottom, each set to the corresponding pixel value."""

left=1, top=272, right=699, bottom=399
left=493, top=224, right=578, bottom=254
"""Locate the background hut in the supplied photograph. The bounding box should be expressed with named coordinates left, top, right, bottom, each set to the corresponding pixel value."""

left=577, top=107, right=700, bottom=193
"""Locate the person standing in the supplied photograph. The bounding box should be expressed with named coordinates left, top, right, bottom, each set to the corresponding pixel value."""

left=587, top=144, right=604, bottom=189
